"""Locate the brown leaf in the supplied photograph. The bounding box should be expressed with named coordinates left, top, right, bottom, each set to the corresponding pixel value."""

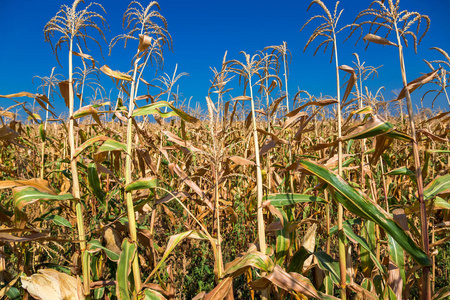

left=339, top=65, right=357, bottom=105
left=388, top=261, right=403, bottom=299
left=58, top=80, right=71, bottom=108
left=0, top=92, right=35, bottom=99
left=363, top=34, right=397, bottom=47
left=397, top=68, right=440, bottom=100
left=0, top=179, right=56, bottom=194
left=163, top=131, right=201, bottom=152
left=228, top=156, right=255, bottom=166
left=21, top=269, right=84, bottom=300
left=204, top=277, right=233, bottom=300
left=250, top=265, right=322, bottom=299
left=138, top=34, right=153, bottom=53
left=172, top=164, right=214, bottom=210
left=301, top=223, right=317, bottom=270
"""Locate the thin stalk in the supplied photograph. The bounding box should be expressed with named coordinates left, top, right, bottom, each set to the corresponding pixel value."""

left=394, top=23, right=430, bottom=300
left=69, top=38, right=90, bottom=297
left=333, top=31, right=347, bottom=300
left=79, top=58, right=87, bottom=109
left=282, top=42, right=289, bottom=113
left=125, top=57, right=142, bottom=291
left=40, top=68, right=55, bottom=180
left=248, top=75, right=266, bottom=255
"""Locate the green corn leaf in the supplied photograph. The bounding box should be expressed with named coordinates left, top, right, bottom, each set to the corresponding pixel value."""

left=88, top=239, right=120, bottom=262
left=132, top=101, right=199, bottom=124
left=223, top=251, right=274, bottom=278
left=149, top=230, right=209, bottom=279
left=97, top=139, right=127, bottom=154
left=405, top=196, right=450, bottom=214
left=275, top=209, right=290, bottom=265
left=125, top=177, right=158, bottom=192
left=88, top=163, right=105, bottom=202
left=329, top=218, right=361, bottom=235
left=342, top=223, right=385, bottom=275
left=312, top=252, right=342, bottom=285
left=388, top=235, right=406, bottom=285
left=342, top=115, right=411, bottom=142
left=263, top=193, right=327, bottom=207
left=13, top=187, right=74, bottom=210
left=73, top=105, right=102, bottom=126
left=386, top=167, right=415, bottom=177
left=360, top=220, right=376, bottom=277
left=44, top=215, right=72, bottom=229
left=287, top=247, right=311, bottom=273
left=116, top=239, right=136, bottom=300
left=299, top=159, right=431, bottom=266
left=141, top=289, right=167, bottom=300
left=74, top=135, right=110, bottom=157
left=39, top=124, right=46, bottom=142
left=424, top=174, right=450, bottom=200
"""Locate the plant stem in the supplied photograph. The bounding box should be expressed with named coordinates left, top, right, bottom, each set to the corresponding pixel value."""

left=69, top=38, right=90, bottom=297
left=248, top=75, right=266, bottom=255
left=125, top=57, right=142, bottom=291
left=333, top=31, right=347, bottom=300
left=394, top=23, right=430, bottom=300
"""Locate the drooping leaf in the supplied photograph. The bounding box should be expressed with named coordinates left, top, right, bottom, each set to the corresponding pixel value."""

left=339, top=65, right=357, bottom=105
left=100, top=65, right=132, bottom=82
left=88, top=239, right=120, bottom=262
left=73, top=51, right=96, bottom=68
left=0, top=92, right=35, bottom=99
left=342, top=115, right=410, bottom=142
left=132, top=101, right=199, bottom=124
left=223, top=251, right=274, bottom=278
left=0, top=178, right=56, bottom=194
left=141, top=289, right=167, bottom=300
left=249, top=265, right=328, bottom=299
left=204, top=277, right=233, bottom=300
left=405, top=196, right=450, bottom=214
left=363, top=34, right=397, bottom=47
left=433, top=286, right=450, bottom=300
left=397, top=68, right=440, bottom=100
left=73, top=105, right=102, bottom=127
left=228, top=156, right=255, bottom=166
left=299, top=159, right=431, bottom=266
left=125, top=177, right=158, bottom=192
left=343, top=223, right=385, bottom=275
left=58, top=81, right=71, bottom=108
left=13, top=187, right=74, bottom=210
left=96, top=139, right=127, bottom=154
left=74, top=135, right=110, bottom=157
left=313, top=251, right=342, bottom=285
left=424, top=174, right=450, bottom=200
left=149, top=231, right=210, bottom=278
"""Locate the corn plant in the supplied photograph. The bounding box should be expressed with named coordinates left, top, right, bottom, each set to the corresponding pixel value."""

left=349, top=0, right=434, bottom=297
left=44, top=0, right=107, bottom=295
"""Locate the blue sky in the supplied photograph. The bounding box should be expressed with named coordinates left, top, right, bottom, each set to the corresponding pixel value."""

left=0, top=0, right=449, bottom=117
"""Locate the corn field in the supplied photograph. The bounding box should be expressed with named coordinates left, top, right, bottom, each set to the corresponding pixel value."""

left=0, top=0, right=449, bottom=299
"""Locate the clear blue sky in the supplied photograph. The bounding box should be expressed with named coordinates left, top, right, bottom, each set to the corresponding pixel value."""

left=1, top=0, right=449, bottom=117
